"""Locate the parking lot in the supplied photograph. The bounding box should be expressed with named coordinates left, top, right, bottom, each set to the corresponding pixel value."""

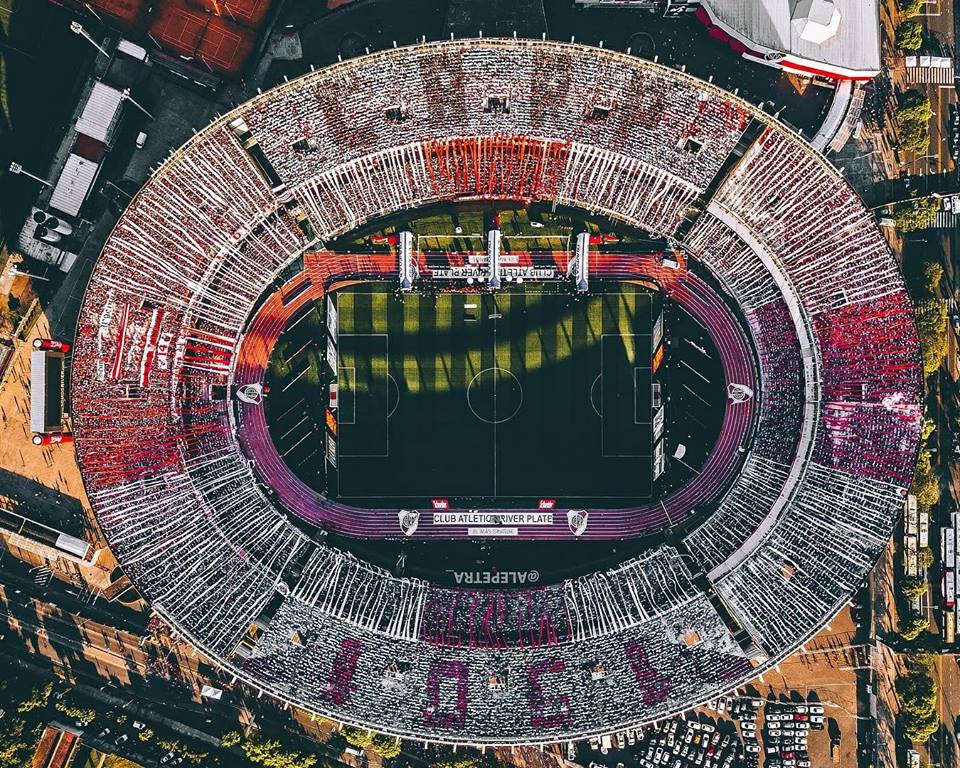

left=576, top=695, right=830, bottom=768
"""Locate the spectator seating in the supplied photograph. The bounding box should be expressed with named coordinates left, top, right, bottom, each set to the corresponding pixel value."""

left=70, top=39, right=922, bottom=745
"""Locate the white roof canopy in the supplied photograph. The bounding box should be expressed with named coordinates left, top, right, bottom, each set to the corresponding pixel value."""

left=49, top=154, right=99, bottom=217
left=701, top=0, right=880, bottom=78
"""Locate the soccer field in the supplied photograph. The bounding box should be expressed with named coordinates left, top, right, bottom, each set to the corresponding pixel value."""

left=332, top=283, right=656, bottom=506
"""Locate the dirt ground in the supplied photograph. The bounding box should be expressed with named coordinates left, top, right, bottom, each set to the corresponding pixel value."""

left=743, top=606, right=863, bottom=768
left=0, top=311, right=117, bottom=590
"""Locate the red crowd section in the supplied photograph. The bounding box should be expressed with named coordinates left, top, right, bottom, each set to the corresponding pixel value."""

left=423, top=137, right=571, bottom=201
left=51, top=0, right=269, bottom=76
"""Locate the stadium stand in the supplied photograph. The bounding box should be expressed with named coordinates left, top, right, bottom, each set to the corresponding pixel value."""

left=71, top=39, right=922, bottom=744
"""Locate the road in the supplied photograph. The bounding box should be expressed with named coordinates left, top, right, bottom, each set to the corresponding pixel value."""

left=910, top=0, right=957, bottom=182
left=930, top=653, right=960, bottom=768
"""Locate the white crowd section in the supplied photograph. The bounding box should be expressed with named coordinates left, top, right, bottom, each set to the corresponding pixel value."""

left=292, top=548, right=428, bottom=641
left=564, top=548, right=700, bottom=640
left=715, top=463, right=904, bottom=651
left=715, top=128, right=901, bottom=314
left=91, top=467, right=301, bottom=655
left=556, top=146, right=699, bottom=237
left=683, top=215, right=782, bottom=312
left=684, top=455, right=792, bottom=574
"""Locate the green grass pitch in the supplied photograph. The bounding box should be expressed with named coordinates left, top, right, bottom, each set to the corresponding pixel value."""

left=332, top=282, right=655, bottom=506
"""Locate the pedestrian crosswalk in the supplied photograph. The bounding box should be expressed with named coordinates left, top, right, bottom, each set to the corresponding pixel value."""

left=904, top=55, right=955, bottom=85
left=933, top=210, right=960, bottom=228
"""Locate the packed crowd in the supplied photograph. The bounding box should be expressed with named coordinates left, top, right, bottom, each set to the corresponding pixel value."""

left=743, top=300, right=804, bottom=465
left=68, top=39, right=922, bottom=744
left=239, top=41, right=749, bottom=193
left=715, top=128, right=903, bottom=315
left=714, top=462, right=903, bottom=651
left=683, top=456, right=791, bottom=575
left=242, top=591, right=751, bottom=742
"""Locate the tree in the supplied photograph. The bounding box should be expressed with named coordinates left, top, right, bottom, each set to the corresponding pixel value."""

left=15, top=682, right=51, bottom=713
left=898, top=661, right=941, bottom=742
left=914, top=298, right=948, bottom=377
left=918, top=546, right=935, bottom=570
left=919, top=259, right=944, bottom=294
left=54, top=699, right=96, bottom=726
left=428, top=748, right=499, bottom=768
left=900, top=119, right=931, bottom=154
left=896, top=92, right=933, bottom=155
left=899, top=611, right=930, bottom=641
left=893, top=198, right=938, bottom=232
left=432, top=759, right=483, bottom=768
left=899, top=90, right=933, bottom=123
left=896, top=20, right=924, bottom=50
left=342, top=728, right=401, bottom=759
left=371, top=734, right=401, bottom=759
left=900, top=576, right=928, bottom=600
left=899, top=682, right=935, bottom=718
left=343, top=727, right=375, bottom=750
left=904, top=708, right=939, bottom=742
left=241, top=737, right=318, bottom=768
left=0, top=717, right=31, bottom=768
left=898, top=0, right=925, bottom=17
left=221, top=731, right=242, bottom=748
left=912, top=450, right=941, bottom=507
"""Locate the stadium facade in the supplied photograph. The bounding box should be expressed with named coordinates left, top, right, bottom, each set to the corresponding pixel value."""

left=71, top=39, right=922, bottom=744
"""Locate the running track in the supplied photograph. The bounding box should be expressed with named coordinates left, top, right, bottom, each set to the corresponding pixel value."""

left=233, top=251, right=757, bottom=540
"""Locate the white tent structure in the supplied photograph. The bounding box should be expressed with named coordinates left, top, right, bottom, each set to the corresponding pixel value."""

left=791, top=0, right=841, bottom=44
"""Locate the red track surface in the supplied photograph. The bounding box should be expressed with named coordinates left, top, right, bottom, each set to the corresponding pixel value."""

left=234, top=251, right=756, bottom=540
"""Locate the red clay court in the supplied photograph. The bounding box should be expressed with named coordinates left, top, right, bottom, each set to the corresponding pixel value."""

left=56, top=0, right=267, bottom=76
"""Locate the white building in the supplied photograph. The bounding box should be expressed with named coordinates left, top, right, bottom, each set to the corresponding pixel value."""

left=696, top=0, right=880, bottom=81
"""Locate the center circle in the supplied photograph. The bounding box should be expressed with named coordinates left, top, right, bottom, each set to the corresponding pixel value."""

left=466, top=367, right=523, bottom=424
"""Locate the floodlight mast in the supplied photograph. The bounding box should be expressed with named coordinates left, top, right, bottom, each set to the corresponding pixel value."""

left=8, top=162, right=51, bottom=187
left=69, top=20, right=111, bottom=60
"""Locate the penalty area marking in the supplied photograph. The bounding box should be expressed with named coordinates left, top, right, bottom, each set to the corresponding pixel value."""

left=337, top=333, right=389, bottom=458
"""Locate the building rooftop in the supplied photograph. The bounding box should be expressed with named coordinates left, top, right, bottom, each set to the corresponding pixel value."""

left=700, top=0, right=881, bottom=79
left=48, top=154, right=99, bottom=218
left=75, top=81, right=124, bottom=144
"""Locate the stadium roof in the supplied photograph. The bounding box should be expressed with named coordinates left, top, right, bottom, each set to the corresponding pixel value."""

left=49, top=154, right=100, bottom=217
left=30, top=351, right=63, bottom=434
left=75, top=82, right=125, bottom=144
left=699, top=0, right=881, bottom=80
